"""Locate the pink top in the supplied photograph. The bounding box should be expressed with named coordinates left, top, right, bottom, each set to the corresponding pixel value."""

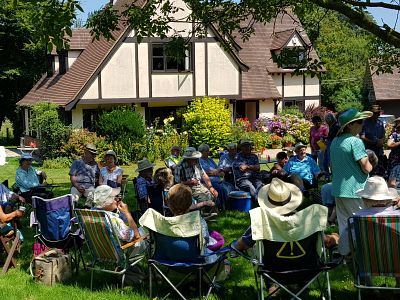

left=310, top=125, right=328, bottom=153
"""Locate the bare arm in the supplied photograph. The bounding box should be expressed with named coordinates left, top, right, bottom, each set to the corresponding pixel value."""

left=0, top=207, right=24, bottom=223
left=98, top=174, right=104, bottom=185
left=358, top=156, right=373, bottom=174
left=118, top=202, right=140, bottom=239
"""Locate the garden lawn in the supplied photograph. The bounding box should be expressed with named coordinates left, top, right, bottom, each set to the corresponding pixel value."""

left=0, top=157, right=361, bottom=299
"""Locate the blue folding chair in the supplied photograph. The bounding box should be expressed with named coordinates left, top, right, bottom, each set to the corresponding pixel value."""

left=32, top=194, right=84, bottom=273
left=140, top=208, right=229, bottom=300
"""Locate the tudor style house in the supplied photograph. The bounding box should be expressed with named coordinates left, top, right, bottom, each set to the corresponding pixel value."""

left=18, top=0, right=322, bottom=134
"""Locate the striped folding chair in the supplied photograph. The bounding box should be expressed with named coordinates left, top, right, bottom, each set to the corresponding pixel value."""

left=74, top=209, right=145, bottom=290
left=349, top=213, right=400, bottom=299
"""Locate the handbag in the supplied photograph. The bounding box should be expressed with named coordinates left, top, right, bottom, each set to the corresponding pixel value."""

left=30, top=249, right=72, bottom=285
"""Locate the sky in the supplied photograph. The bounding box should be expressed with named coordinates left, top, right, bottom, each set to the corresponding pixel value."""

left=77, top=1, right=399, bottom=31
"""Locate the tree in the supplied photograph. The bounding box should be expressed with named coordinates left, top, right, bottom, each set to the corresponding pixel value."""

left=0, top=0, right=45, bottom=136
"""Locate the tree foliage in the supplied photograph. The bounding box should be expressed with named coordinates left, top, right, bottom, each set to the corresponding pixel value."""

left=0, top=0, right=44, bottom=137
left=30, top=102, right=71, bottom=159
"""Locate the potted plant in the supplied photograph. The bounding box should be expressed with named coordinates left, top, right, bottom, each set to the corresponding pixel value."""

left=282, top=134, right=295, bottom=147
left=270, top=134, right=282, bottom=149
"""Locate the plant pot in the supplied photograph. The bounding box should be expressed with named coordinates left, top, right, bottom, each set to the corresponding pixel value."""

left=284, top=142, right=293, bottom=147
left=271, top=144, right=279, bottom=149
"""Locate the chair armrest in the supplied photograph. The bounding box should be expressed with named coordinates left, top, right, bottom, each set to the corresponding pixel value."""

left=121, top=235, right=147, bottom=250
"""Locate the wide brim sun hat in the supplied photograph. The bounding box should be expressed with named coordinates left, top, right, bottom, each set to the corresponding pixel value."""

left=182, top=147, right=202, bottom=159
left=92, top=185, right=120, bottom=208
left=294, top=142, right=307, bottom=152
left=135, top=158, right=155, bottom=172
left=105, top=150, right=117, bottom=162
left=356, top=176, right=398, bottom=201
left=337, top=108, right=373, bottom=135
left=257, top=178, right=303, bottom=215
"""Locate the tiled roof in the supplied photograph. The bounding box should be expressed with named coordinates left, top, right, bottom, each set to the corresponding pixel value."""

left=51, top=28, right=92, bottom=54
left=236, top=12, right=321, bottom=100
left=17, top=0, right=143, bottom=107
left=370, top=67, right=400, bottom=101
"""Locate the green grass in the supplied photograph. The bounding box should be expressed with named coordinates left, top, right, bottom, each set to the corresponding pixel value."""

left=0, top=157, right=371, bottom=299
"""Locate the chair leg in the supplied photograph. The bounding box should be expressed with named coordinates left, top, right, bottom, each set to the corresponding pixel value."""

left=90, top=269, right=94, bottom=290
left=149, top=264, right=153, bottom=299
left=2, top=232, right=20, bottom=273
left=198, top=268, right=202, bottom=300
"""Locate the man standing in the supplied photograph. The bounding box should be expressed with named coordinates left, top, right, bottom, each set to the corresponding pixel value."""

left=360, top=105, right=385, bottom=157
left=330, top=108, right=373, bottom=256
left=233, top=140, right=263, bottom=202
left=69, top=144, right=100, bottom=205
left=174, top=147, right=218, bottom=203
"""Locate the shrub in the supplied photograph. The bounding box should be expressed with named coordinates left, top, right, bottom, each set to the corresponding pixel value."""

left=60, top=129, right=110, bottom=161
left=42, top=157, right=72, bottom=169
left=279, top=106, right=304, bottom=118
left=138, top=117, right=189, bottom=162
left=96, top=106, right=145, bottom=141
left=30, top=102, right=71, bottom=159
left=238, top=131, right=271, bottom=152
left=304, top=104, right=328, bottom=122
left=183, top=97, right=232, bottom=155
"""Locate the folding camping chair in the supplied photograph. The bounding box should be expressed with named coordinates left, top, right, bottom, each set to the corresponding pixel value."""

left=0, top=221, right=20, bottom=273
left=74, top=209, right=146, bottom=290
left=348, top=210, right=400, bottom=300
left=235, top=204, right=336, bottom=300
left=32, top=194, right=84, bottom=273
left=139, top=208, right=229, bottom=300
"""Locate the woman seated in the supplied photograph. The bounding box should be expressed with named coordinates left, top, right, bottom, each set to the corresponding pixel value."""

left=99, top=150, right=123, bottom=190
left=15, top=154, right=50, bottom=203
left=92, top=185, right=144, bottom=246
left=166, top=184, right=230, bottom=278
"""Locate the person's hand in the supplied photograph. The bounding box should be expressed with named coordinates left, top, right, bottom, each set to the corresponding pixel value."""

left=204, top=200, right=215, bottom=207
left=14, top=210, right=25, bottom=218
left=134, top=231, right=141, bottom=240
left=190, top=178, right=199, bottom=186
left=147, top=196, right=151, bottom=204
left=210, top=187, right=218, bottom=198
left=118, top=201, right=129, bottom=214
left=239, top=164, right=248, bottom=171
left=18, top=196, right=26, bottom=203
left=41, top=171, right=47, bottom=180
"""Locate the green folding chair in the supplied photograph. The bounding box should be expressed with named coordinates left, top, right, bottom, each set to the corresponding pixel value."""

left=74, top=209, right=145, bottom=289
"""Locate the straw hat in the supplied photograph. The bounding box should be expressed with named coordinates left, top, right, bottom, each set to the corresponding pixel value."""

left=135, top=158, right=155, bottom=172
left=257, top=178, right=303, bottom=215
left=182, top=147, right=202, bottom=159
left=337, top=109, right=372, bottom=135
left=92, top=185, right=120, bottom=208
left=356, top=176, right=398, bottom=200
left=85, top=143, right=97, bottom=154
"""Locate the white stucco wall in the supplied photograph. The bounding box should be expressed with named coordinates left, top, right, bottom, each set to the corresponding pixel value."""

left=101, top=43, right=136, bottom=98
left=54, top=56, right=59, bottom=72
left=68, top=50, right=82, bottom=68
left=207, top=43, right=239, bottom=95
left=195, top=43, right=206, bottom=96
left=259, top=100, right=275, bottom=118
left=152, top=73, right=193, bottom=97
left=305, top=76, right=320, bottom=96
left=272, top=75, right=283, bottom=95
left=138, top=43, right=149, bottom=98
left=282, top=75, right=303, bottom=97
left=81, top=77, right=99, bottom=99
